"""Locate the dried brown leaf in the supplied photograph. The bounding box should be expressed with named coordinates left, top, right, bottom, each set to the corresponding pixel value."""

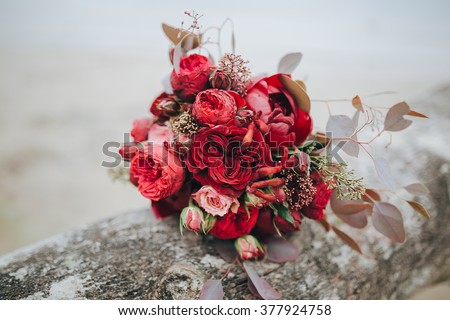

left=407, top=110, right=428, bottom=118
left=363, top=189, right=382, bottom=202
left=331, top=225, right=363, bottom=254
left=318, top=217, right=331, bottom=232
left=407, top=200, right=430, bottom=219
left=278, top=74, right=311, bottom=113
left=162, top=23, right=201, bottom=48
left=352, top=95, right=364, bottom=112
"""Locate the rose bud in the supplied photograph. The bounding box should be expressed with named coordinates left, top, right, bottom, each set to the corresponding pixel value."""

left=234, top=235, right=265, bottom=261
left=209, top=69, right=232, bottom=90
left=180, top=206, right=217, bottom=234
left=180, top=206, right=203, bottom=232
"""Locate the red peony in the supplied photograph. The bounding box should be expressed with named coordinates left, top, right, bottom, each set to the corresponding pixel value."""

left=131, top=118, right=152, bottom=142
left=150, top=92, right=179, bottom=118
left=192, top=89, right=245, bottom=126
left=187, top=125, right=270, bottom=197
left=246, top=74, right=312, bottom=148
left=210, top=206, right=259, bottom=239
left=170, top=54, right=214, bottom=102
left=254, top=207, right=302, bottom=236
left=301, top=171, right=332, bottom=220
left=130, top=143, right=185, bottom=201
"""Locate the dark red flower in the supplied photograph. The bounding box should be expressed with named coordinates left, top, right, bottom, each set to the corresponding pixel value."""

left=187, top=125, right=270, bottom=197
left=210, top=206, right=259, bottom=239
left=246, top=74, right=312, bottom=148
left=150, top=92, right=179, bottom=118
left=254, top=207, right=301, bottom=236
left=151, top=183, right=191, bottom=219
left=170, top=54, right=214, bottom=102
left=301, top=171, right=332, bottom=220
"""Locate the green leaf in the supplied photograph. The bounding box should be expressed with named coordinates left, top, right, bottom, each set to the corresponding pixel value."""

left=272, top=203, right=295, bottom=226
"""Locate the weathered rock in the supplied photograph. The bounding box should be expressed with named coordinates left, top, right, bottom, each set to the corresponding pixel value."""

left=1, top=87, right=450, bottom=299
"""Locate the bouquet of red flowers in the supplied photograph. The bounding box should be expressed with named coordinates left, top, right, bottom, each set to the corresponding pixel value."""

left=115, top=13, right=429, bottom=299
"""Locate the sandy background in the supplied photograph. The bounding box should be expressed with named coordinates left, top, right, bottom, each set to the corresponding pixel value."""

left=1, top=0, right=449, bottom=298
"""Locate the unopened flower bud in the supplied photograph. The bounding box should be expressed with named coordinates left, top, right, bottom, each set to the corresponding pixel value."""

left=234, top=235, right=265, bottom=261
left=210, top=70, right=232, bottom=90
left=180, top=206, right=216, bottom=234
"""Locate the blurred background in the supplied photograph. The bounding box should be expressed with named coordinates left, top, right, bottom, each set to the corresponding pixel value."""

left=0, top=0, right=449, bottom=273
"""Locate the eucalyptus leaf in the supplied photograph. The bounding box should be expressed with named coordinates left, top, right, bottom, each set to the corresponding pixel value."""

left=243, top=262, right=282, bottom=300
left=335, top=211, right=368, bottom=229
left=384, top=102, right=412, bottom=132
left=407, top=200, right=430, bottom=219
left=267, top=238, right=300, bottom=263
left=373, top=156, right=396, bottom=190
left=372, top=201, right=406, bottom=243
left=331, top=226, right=363, bottom=254
left=326, top=115, right=355, bottom=139
left=199, top=279, right=224, bottom=300
left=352, top=95, right=364, bottom=112
left=277, top=52, right=303, bottom=74
left=404, top=182, right=429, bottom=196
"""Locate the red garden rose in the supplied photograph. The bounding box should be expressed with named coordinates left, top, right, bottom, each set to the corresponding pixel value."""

left=301, top=171, right=332, bottom=220
left=170, top=54, right=214, bottom=102
left=150, top=92, right=179, bottom=118
left=187, top=125, right=270, bottom=197
left=210, top=206, right=259, bottom=239
left=246, top=74, right=312, bottom=148
left=192, top=89, right=245, bottom=126
left=254, top=207, right=302, bottom=237
left=131, top=117, right=152, bottom=142
left=130, top=143, right=185, bottom=201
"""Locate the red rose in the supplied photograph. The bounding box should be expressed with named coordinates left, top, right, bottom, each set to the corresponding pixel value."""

left=210, top=206, right=259, bottom=239
left=151, top=183, right=191, bottom=219
left=130, top=143, right=185, bottom=201
left=301, top=171, right=332, bottom=220
left=192, top=89, right=245, bottom=126
left=254, top=207, right=302, bottom=236
left=150, top=92, right=179, bottom=118
left=170, top=54, right=214, bottom=102
left=246, top=74, right=312, bottom=148
left=131, top=118, right=152, bottom=142
left=187, top=125, right=270, bottom=197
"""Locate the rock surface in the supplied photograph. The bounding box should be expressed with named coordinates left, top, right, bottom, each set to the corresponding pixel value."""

left=1, top=88, right=450, bottom=299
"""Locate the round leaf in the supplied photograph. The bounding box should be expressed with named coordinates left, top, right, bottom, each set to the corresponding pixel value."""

left=372, top=202, right=406, bottom=243
left=384, top=102, right=412, bottom=132
left=267, top=238, right=300, bottom=263
left=326, top=115, right=355, bottom=139
left=199, top=279, right=224, bottom=300
left=277, top=52, right=303, bottom=74
left=404, top=182, right=429, bottom=196
left=243, top=262, right=282, bottom=300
